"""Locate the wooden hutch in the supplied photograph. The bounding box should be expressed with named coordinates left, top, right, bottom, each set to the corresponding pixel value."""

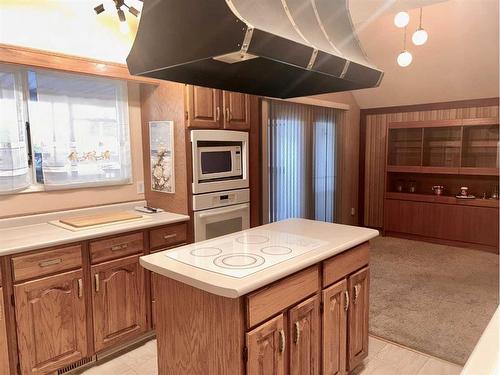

left=384, top=117, right=499, bottom=252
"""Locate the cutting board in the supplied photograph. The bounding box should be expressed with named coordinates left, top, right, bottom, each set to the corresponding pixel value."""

left=60, top=211, right=143, bottom=228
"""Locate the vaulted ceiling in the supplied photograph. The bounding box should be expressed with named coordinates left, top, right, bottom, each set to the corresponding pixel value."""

left=347, top=0, right=499, bottom=108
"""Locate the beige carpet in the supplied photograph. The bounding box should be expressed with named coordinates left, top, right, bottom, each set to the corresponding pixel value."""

left=369, top=236, right=499, bottom=365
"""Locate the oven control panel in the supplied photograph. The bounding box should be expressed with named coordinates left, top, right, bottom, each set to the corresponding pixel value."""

left=192, top=188, right=250, bottom=211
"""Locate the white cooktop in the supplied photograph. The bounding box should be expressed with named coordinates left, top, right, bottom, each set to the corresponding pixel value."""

left=164, top=229, right=328, bottom=278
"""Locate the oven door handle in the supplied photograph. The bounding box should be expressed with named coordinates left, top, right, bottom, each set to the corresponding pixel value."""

left=198, top=205, right=248, bottom=219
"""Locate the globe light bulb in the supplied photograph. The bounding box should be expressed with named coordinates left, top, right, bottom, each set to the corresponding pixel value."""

left=394, top=12, right=410, bottom=28
left=119, top=21, right=130, bottom=34
left=397, top=50, right=413, bottom=67
left=412, top=28, right=428, bottom=45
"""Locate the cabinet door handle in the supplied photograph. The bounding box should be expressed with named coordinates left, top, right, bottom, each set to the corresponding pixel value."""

left=94, top=274, right=100, bottom=293
left=39, top=258, right=62, bottom=267
left=216, top=106, right=220, bottom=121
left=225, top=107, right=231, bottom=122
left=77, top=278, right=83, bottom=298
left=293, top=321, right=301, bottom=343
left=344, top=291, right=349, bottom=311
left=163, top=234, right=177, bottom=240
left=353, top=284, right=361, bottom=304
left=111, top=243, right=128, bottom=251
left=278, top=329, right=286, bottom=354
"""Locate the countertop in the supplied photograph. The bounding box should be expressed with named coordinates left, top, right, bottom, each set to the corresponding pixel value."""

left=0, top=201, right=189, bottom=256
left=461, top=306, right=500, bottom=375
left=140, top=218, right=379, bottom=298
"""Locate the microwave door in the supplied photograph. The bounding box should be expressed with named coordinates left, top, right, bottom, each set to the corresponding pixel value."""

left=194, top=203, right=250, bottom=242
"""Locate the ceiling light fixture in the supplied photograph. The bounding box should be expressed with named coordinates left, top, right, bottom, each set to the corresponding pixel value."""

left=412, top=8, right=428, bottom=46
left=397, top=26, right=413, bottom=67
left=394, top=11, right=409, bottom=28
left=93, top=0, right=140, bottom=33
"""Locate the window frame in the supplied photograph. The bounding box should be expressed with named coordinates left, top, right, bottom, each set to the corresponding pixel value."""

left=0, top=65, right=133, bottom=194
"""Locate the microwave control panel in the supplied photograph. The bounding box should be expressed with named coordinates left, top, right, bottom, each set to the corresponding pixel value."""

left=234, top=147, right=241, bottom=173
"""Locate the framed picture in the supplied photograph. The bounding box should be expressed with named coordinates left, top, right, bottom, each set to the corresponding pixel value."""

left=149, top=121, right=175, bottom=193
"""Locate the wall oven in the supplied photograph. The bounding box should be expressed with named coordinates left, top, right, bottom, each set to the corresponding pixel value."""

left=193, top=189, right=250, bottom=242
left=191, top=130, right=249, bottom=194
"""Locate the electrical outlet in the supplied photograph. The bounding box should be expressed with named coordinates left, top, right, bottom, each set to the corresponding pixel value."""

left=137, top=181, right=145, bottom=194
left=351, top=207, right=356, bottom=216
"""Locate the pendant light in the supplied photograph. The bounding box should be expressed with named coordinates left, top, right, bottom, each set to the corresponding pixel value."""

left=397, top=26, right=413, bottom=67
left=394, top=11, right=410, bottom=28
left=412, top=8, right=428, bottom=45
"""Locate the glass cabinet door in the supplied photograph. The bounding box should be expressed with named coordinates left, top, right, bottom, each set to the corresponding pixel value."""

left=422, top=127, right=461, bottom=167
left=462, top=125, right=499, bottom=168
left=387, top=128, right=423, bottom=166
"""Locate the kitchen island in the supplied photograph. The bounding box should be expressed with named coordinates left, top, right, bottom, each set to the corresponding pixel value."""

left=140, top=218, right=379, bottom=375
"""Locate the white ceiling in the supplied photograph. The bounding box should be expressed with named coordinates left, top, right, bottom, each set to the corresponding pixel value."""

left=347, top=0, right=499, bottom=108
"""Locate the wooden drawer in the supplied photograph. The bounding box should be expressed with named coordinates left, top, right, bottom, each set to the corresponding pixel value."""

left=12, top=245, right=83, bottom=282
left=322, top=242, right=369, bottom=288
left=150, top=223, right=187, bottom=251
left=90, top=232, right=144, bottom=264
left=246, top=265, right=320, bottom=328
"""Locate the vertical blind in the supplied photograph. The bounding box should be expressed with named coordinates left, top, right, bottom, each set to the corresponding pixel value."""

left=268, top=100, right=339, bottom=223
left=0, top=67, right=29, bottom=192
left=28, top=70, right=131, bottom=189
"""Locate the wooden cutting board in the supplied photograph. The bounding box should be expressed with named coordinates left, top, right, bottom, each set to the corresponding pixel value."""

left=60, top=211, right=143, bottom=228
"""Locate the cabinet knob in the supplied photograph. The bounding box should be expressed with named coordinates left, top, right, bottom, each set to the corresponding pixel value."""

left=278, top=329, right=286, bottom=354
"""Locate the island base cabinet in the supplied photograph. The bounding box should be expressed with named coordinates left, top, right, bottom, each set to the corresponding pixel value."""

left=14, top=270, right=87, bottom=375
left=246, top=315, right=285, bottom=375
left=322, top=279, right=348, bottom=375
left=91, top=255, right=146, bottom=353
left=347, top=267, right=370, bottom=371
left=0, top=288, right=10, bottom=375
left=288, top=295, right=320, bottom=375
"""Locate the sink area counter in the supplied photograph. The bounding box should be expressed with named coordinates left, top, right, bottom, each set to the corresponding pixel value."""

left=0, top=201, right=189, bottom=256
left=141, top=218, right=379, bottom=298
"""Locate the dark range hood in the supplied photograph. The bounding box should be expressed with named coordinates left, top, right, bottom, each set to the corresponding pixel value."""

left=127, top=0, right=383, bottom=98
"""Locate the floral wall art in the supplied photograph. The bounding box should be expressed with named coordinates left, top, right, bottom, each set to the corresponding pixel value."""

left=149, top=121, right=175, bottom=193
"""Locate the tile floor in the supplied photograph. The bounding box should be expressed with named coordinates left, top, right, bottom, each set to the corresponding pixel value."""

left=81, top=336, right=462, bottom=375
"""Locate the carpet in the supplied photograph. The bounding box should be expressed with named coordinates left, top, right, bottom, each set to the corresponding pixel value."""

left=369, top=236, right=499, bottom=365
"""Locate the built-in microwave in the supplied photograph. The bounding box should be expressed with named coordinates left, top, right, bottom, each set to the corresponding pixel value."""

left=191, top=130, right=249, bottom=194
left=197, top=145, right=242, bottom=181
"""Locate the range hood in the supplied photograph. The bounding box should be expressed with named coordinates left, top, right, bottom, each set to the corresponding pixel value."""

left=127, top=0, right=384, bottom=98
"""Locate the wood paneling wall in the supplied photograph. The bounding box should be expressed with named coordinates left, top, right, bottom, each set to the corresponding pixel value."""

left=140, top=82, right=189, bottom=215
left=361, top=100, right=499, bottom=228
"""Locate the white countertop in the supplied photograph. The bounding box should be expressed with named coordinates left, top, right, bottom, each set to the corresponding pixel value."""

left=0, top=201, right=189, bottom=256
left=461, top=306, right=500, bottom=375
left=140, top=218, right=379, bottom=298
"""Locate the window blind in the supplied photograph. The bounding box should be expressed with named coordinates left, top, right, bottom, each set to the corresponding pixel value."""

left=267, top=100, right=339, bottom=223
left=27, top=70, right=131, bottom=189
left=0, top=67, right=29, bottom=193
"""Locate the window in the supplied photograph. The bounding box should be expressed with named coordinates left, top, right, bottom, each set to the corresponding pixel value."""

left=266, top=100, right=339, bottom=223
left=0, top=65, right=131, bottom=193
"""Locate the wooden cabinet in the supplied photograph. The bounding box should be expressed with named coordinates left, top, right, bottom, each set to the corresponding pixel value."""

left=384, top=197, right=499, bottom=251
left=322, top=279, right=347, bottom=375
left=91, top=255, right=146, bottom=352
left=288, top=295, right=320, bottom=375
left=186, top=86, right=222, bottom=129
left=223, top=91, right=250, bottom=130
left=246, top=314, right=285, bottom=375
left=0, top=287, right=10, bottom=375
left=186, top=86, right=251, bottom=130
left=347, top=267, right=369, bottom=371
left=14, top=270, right=87, bottom=374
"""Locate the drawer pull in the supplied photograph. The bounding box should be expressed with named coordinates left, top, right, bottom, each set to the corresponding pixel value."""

left=293, top=321, right=301, bottom=343
left=95, top=274, right=100, bottom=293
left=278, top=329, right=286, bottom=354
left=163, top=234, right=177, bottom=240
left=38, top=258, right=62, bottom=267
left=77, top=278, right=83, bottom=298
left=344, top=291, right=349, bottom=311
left=110, top=244, right=128, bottom=251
